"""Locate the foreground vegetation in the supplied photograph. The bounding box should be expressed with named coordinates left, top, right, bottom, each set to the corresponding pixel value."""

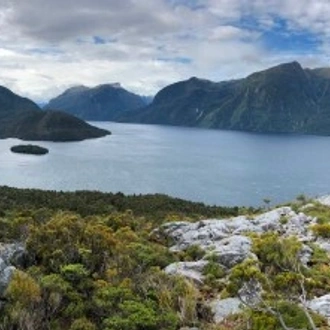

left=0, top=186, right=243, bottom=330
left=0, top=188, right=329, bottom=329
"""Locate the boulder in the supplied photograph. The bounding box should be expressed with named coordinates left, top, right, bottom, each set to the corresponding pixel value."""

left=0, top=266, right=16, bottom=297
left=209, top=298, right=242, bottom=323
left=164, top=261, right=208, bottom=284
left=0, top=243, right=27, bottom=298
left=307, top=294, right=330, bottom=320
left=204, top=235, right=252, bottom=268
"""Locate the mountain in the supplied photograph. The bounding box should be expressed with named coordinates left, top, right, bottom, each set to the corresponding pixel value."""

left=119, top=61, right=330, bottom=135
left=0, top=86, right=110, bottom=141
left=44, top=83, right=146, bottom=121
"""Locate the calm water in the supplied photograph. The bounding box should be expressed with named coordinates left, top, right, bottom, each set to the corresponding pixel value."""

left=1, top=122, right=330, bottom=207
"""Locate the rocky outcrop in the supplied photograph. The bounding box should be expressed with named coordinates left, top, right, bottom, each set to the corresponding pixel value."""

left=158, top=204, right=330, bottom=323
left=307, top=294, right=330, bottom=320
left=159, top=207, right=317, bottom=276
left=165, top=261, right=208, bottom=284
left=209, top=298, right=241, bottom=323
left=0, top=243, right=27, bottom=297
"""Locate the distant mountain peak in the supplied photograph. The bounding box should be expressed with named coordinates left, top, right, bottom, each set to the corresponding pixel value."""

left=118, top=60, right=330, bottom=136
left=45, top=83, right=146, bottom=121
left=95, top=83, right=123, bottom=90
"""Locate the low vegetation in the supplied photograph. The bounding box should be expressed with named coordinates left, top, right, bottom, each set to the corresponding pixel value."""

left=0, top=188, right=329, bottom=329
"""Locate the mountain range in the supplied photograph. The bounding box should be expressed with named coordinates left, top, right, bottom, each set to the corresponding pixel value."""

left=44, top=83, right=147, bottom=121
left=0, top=86, right=109, bottom=141
left=118, top=61, right=330, bottom=135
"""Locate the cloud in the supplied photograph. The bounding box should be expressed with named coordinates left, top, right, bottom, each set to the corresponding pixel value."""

left=0, top=0, right=329, bottom=102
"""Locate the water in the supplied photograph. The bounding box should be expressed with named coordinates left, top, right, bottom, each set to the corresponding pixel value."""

left=1, top=122, right=330, bottom=207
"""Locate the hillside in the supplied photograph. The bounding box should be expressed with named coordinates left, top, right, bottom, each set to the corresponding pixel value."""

left=44, top=83, right=146, bottom=121
left=119, top=61, right=330, bottom=135
left=0, top=187, right=330, bottom=329
left=0, top=86, right=110, bottom=141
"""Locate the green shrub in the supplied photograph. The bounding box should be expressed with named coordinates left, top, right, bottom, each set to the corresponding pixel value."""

left=311, top=223, right=330, bottom=238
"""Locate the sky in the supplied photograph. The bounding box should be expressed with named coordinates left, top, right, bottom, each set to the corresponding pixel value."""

left=0, top=0, right=330, bottom=103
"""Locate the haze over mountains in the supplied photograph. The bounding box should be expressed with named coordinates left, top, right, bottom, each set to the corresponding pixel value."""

left=45, top=61, right=330, bottom=135
left=0, top=86, right=109, bottom=141
left=44, top=83, right=148, bottom=121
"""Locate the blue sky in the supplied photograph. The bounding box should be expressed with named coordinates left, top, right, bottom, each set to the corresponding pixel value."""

left=0, top=0, right=329, bottom=102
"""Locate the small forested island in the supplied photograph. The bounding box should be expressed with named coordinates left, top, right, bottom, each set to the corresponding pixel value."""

left=10, top=144, right=49, bottom=155
left=0, top=187, right=330, bottom=329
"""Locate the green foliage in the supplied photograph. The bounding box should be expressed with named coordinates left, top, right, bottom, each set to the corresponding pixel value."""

left=311, top=223, right=330, bottom=238
left=70, top=318, right=97, bottom=330
left=252, top=233, right=302, bottom=272
left=228, top=259, right=264, bottom=296
left=184, top=244, right=206, bottom=261
left=304, top=202, right=330, bottom=224
left=0, top=186, right=241, bottom=220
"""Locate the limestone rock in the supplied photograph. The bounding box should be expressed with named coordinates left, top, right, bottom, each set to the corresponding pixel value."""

left=0, top=243, right=27, bottom=298
left=164, top=261, right=208, bottom=284
left=0, top=266, right=16, bottom=297
left=308, top=294, right=330, bottom=320
left=209, top=298, right=241, bottom=323
left=204, top=235, right=252, bottom=268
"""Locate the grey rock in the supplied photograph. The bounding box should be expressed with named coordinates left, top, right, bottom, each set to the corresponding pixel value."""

left=0, top=258, right=6, bottom=273
left=238, top=279, right=262, bottom=307
left=163, top=208, right=298, bottom=254
left=204, top=235, right=252, bottom=268
left=164, top=260, right=208, bottom=284
left=0, top=266, right=16, bottom=297
left=0, top=243, right=27, bottom=298
left=316, top=195, right=330, bottom=206
left=209, top=298, right=242, bottom=323
left=299, top=244, right=313, bottom=266
left=307, top=294, right=330, bottom=320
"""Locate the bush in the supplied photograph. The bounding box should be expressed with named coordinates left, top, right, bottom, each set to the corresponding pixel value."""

left=311, top=223, right=330, bottom=238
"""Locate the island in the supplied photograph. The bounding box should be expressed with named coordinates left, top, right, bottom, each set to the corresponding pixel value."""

left=10, top=144, right=49, bottom=155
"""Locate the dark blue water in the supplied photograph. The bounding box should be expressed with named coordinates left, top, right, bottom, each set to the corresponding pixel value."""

left=1, top=122, right=330, bottom=207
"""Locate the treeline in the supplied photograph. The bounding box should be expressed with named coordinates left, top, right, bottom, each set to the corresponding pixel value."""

left=0, top=186, right=244, bottom=221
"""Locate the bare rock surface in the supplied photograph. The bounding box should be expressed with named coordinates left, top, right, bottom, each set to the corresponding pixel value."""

left=307, top=294, right=330, bottom=320
left=164, top=260, right=208, bottom=284
left=158, top=205, right=330, bottom=324
left=209, top=298, right=242, bottom=322
left=0, top=243, right=26, bottom=297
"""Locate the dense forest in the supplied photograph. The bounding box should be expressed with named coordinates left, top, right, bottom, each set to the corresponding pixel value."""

left=0, top=187, right=329, bottom=329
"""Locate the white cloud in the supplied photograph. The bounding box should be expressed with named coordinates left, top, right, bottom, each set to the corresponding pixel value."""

left=0, top=0, right=329, bottom=103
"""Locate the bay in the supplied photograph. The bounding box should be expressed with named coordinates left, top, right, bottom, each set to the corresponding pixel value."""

left=0, top=121, right=330, bottom=207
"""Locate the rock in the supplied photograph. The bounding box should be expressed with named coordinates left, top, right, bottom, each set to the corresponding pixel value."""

left=0, top=258, right=6, bottom=273
left=0, top=243, right=27, bottom=298
left=209, top=298, right=242, bottom=323
left=161, top=207, right=321, bottom=282
left=0, top=266, right=16, bottom=297
left=316, top=195, right=330, bottom=206
left=164, top=261, right=208, bottom=284
left=307, top=294, right=330, bottom=320
left=298, top=244, right=313, bottom=266
left=204, top=235, right=252, bottom=268
left=162, top=207, right=298, bottom=254
left=238, top=279, right=262, bottom=307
